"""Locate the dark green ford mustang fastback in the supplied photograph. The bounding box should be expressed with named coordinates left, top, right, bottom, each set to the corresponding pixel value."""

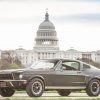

left=0, top=59, right=100, bottom=97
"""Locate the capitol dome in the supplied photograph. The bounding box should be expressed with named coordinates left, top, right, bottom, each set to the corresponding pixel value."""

left=34, top=11, right=59, bottom=52
left=39, top=12, right=55, bottom=29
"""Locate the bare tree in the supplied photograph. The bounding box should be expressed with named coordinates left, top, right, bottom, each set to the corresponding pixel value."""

left=1, top=51, right=22, bottom=70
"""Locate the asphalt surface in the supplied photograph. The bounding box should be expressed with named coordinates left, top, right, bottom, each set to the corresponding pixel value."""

left=0, top=92, right=100, bottom=99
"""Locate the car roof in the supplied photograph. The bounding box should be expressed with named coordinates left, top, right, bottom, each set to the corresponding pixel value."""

left=35, top=59, right=94, bottom=67
left=39, top=58, right=82, bottom=62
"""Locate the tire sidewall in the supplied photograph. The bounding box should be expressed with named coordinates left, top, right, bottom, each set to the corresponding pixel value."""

left=86, top=79, right=100, bottom=96
left=0, top=88, right=15, bottom=97
left=26, top=78, right=44, bottom=97
left=58, top=90, right=71, bottom=96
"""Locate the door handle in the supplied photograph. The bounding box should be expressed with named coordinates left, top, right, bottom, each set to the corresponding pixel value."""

left=77, top=71, right=81, bottom=73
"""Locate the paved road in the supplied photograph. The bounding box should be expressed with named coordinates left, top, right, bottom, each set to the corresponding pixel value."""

left=0, top=92, right=100, bottom=99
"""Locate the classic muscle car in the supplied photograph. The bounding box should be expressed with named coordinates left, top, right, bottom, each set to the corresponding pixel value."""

left=0, top=59, right=100, bottom=97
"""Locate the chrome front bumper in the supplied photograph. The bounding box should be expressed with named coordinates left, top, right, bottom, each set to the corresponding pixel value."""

left=0, top=80, right=27, bottom=88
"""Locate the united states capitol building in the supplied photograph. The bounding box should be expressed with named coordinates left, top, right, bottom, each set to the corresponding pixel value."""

left=1, top=12, right=100, bottom=66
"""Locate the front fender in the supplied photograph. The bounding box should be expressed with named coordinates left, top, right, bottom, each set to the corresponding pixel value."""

left=27, top=75, right=45, bottom=84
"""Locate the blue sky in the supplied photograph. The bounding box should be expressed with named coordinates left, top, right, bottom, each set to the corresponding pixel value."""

left=0, top=0, right=100, bottom=51
left=57, top=13, right=100, bottom=22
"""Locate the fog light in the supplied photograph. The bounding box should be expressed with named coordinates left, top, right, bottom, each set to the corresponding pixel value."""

left=19, top=74, right=23, bottom=79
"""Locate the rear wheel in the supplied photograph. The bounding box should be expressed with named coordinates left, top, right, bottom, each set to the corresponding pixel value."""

left=86, top=79, right=100, bottom=96
left=58, top=90, right=71, bottom=96
left=26, top=78, right=44, bottom=97
left=0, top=88, right=15, bottom=97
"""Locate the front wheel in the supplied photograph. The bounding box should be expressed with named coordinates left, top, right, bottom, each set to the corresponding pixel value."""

left=86, top=79, right=100, bottom=96
left=57, top=90, right=71, bottom=96
left=26, top=78, right=44, bottom=97
left=0, top=88, right=15, bottom=97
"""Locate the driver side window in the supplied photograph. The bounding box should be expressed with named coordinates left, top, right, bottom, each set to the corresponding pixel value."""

left=62, top=61, right=80, bottom=71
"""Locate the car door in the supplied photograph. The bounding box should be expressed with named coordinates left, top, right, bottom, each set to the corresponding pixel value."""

left=53, top=60, right=86, bottom=88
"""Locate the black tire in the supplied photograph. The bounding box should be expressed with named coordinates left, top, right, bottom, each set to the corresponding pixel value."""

left=26, top=78, right=44, bottom=97
left=86, top=79, right=100, bottom=96
left=0, top=88, right=15, bottom=97
left=58, top=90, right=71, bottom=96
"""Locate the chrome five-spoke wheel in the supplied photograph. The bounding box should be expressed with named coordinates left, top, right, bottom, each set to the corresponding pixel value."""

left=26, top=78, right=44, bottom=97
left=86, top=79, right=100, bottom=96
left=31, top=81, right=43, bottom=95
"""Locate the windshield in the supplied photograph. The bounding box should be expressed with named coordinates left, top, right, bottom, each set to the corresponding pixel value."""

left=30, top=60, right=57, bottom=69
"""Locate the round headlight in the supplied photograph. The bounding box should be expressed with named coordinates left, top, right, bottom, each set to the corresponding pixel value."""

left=19, top=74, right=23, bottom=79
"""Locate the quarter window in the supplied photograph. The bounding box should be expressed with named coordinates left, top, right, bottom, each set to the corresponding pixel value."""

left=83, top=64, right=90, bottom=70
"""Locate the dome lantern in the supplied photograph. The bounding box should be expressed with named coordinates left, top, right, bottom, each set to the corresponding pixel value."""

left=45, top=8, right=49, bottom=21
left=45, top=12, right=49, bottom=21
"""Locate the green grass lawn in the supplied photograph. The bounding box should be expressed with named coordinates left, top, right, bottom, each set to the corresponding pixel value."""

left=2, top=98, right=100, bottom=100
left=2, top=91, right=100, bottom=100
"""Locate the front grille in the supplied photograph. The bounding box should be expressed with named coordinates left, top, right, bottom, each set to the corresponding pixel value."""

left=13, top=73, right=20, bottom=80
left=0, top=74, right=13, bottom=80
left=0, top=82, right=7, bottom=87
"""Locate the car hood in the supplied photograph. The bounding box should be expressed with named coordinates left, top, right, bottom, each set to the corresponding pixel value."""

left=0, top=68, right=51, bottom=74
left=0, top=69, right=27, bottom=74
